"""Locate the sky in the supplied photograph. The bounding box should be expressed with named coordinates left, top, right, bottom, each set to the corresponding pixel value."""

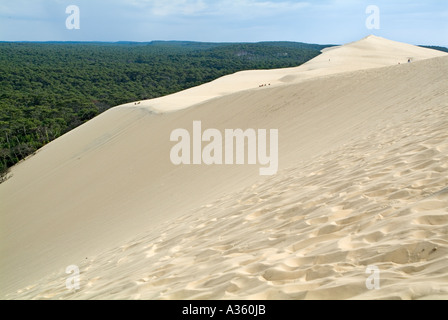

left=0, top=0, right=447, bottom=46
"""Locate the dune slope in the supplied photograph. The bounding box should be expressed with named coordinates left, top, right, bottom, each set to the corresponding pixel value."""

left=120, top=35, right=446, bottom=113
left=1, top=37, right=447, bottom=299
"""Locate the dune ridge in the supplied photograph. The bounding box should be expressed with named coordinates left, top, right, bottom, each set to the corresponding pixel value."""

left=1, top=36, right=447, bottom=299
left=119, top=35, right=446, bottom=113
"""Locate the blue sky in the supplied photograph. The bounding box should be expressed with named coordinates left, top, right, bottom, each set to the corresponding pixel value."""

left=0, top=0, right=447, bottom=46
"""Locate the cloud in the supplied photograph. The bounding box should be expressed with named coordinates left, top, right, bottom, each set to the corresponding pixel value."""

left=0, top=0, right=446, bottom=45
left=126, top=0, right=208, bottom=16
left=125, top=0, right=309, bottom=17
left=214, top=0, right=310, bottom=18
left=0, top=0, right=50, bottom=19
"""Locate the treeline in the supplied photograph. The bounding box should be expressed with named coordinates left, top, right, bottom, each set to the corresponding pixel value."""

left=419, top=45, right=448, bottom=53
left=0, top=41, right=332, bottom=179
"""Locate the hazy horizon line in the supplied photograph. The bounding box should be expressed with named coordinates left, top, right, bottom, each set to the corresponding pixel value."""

left=1, top=39, right=447, bottom=48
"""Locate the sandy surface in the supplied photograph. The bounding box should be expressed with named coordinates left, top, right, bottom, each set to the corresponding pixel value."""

left=1, top=36, right=447, bottom=299
left=120, top=35, right=446, bottom=113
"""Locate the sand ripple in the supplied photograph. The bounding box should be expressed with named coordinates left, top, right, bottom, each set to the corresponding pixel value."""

left=7, top=95, right=448, bottom=300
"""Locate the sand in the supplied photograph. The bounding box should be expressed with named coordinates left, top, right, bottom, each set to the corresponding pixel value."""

left=1, top=36, right=447, bottom=300
left=120, top=35, right=446, bottom=113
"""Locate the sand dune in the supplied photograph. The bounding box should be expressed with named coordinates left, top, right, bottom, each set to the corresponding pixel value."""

left=1, top=36, right=447, bottom=299
left=119, top=35, right=446, bottom=113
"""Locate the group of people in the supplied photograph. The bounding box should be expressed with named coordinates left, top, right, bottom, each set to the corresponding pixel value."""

left=259, top=83, right=271, bottom=88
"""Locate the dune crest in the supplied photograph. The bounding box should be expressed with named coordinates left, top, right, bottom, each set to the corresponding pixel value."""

left=118, top=35, right=446, bottom=113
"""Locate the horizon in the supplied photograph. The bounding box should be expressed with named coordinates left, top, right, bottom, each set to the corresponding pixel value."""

left=0, top=39, right=334, bottom=45
left=1, top=38, right=447, bottom=49
left=0, top=0, right=447, bottom=47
